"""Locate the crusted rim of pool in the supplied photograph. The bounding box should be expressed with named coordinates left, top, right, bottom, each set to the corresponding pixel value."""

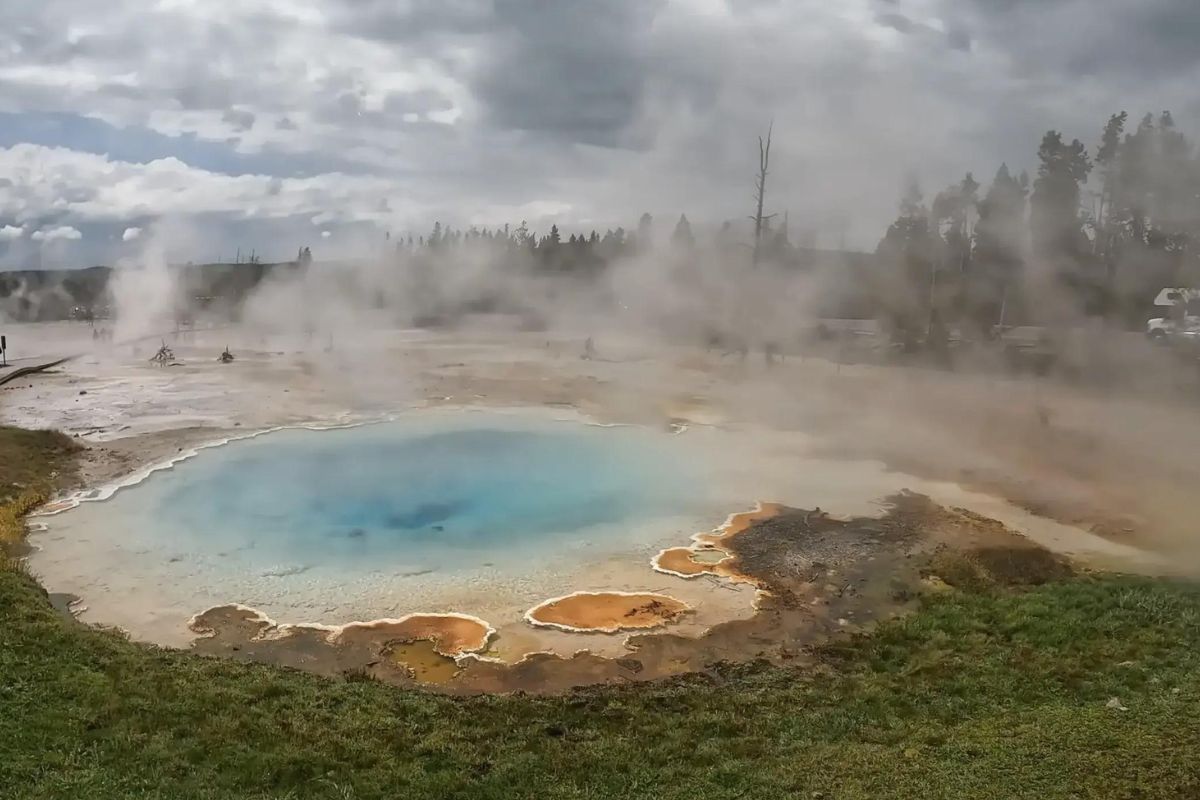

left=523, top=590, right=692, bottom=633
left=188, top=604, right=497, bottom=658
left=651, top=501, right=784, bottom=584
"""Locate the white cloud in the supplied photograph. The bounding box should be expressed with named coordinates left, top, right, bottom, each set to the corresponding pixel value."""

left=0, top=144, right=407, bottom=226
left=320, top=230, right=331, bottom=238
left=0, top=224, right=24, bottom=241
left=0, top=0, right=1197, bottom=255
left=30, top=225, right=83, bottom=242
left=122, top=226, right=142, bottom=241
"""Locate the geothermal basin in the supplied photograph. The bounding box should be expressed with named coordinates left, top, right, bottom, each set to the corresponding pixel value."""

left=28, top=409, right=762, bottom=660
left=13, top=323, right=1167, bottom=682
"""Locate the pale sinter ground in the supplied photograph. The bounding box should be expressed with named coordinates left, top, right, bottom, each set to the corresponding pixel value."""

left=2, top=318, right=1186, bottom=666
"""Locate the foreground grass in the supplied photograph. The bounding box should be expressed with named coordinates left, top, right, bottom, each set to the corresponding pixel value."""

left=0, top=425, right=78, bottom=506
left=2, top=425, right=1199, bottom=798
left=3, top=568, right=1200, bottom=800
left=0, top=426, right=78, bottom=569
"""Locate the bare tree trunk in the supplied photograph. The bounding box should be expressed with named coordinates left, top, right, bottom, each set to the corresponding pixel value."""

left=752, top=122, right=774, bottom=267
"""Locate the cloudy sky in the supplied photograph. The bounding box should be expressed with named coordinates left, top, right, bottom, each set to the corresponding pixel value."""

left=0, top=0, right=1197, bottom=267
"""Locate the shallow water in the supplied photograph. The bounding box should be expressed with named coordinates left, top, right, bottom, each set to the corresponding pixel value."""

left=27, top=407, right=1158, bottom=655
left=27, top=412, right=737, bottom=646
left=148, top=417, right=693, bottom=571
left=54, top=414, right=699, bottom=577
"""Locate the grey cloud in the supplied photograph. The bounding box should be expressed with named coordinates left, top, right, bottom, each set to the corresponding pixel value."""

left=177, top=81, right=236, bottom=112
left=876, top=9, right=971, bottom=51
left=309, top=81, right=456, bottom=130
left=383, top=90, right=455, bottom=116
left=468, top=0, right=667, bottom=148
left=222, top=108, right=256, bottom=132
left=336, top=92, right=363, bottom=118
left=8, top=29, right=128, bottom=66
left=944, top=0, right=1200, bottom=80
left=98, top=83, right=151, bottom=102
left=2, top=0, right=1200, bottom=263
left=329, top=0, right=494, bottom=45
left=876, top=12, right=917, bottom=34
left=945, top=24, right=972, bottom=52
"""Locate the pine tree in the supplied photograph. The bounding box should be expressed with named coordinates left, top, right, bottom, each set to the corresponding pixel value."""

left=973, top=164, right=1029, bottom=331
left=1030, top=131, right=1092, bottom=304
left=1095, top=112, right=1127, bottom=233
left=636, top=213, right=653, bottom=251
left=875, top=179, right=940, bottom=348
left=671, top=214, right=694, bottom=249
left=932, top=173, right=979, bottom=319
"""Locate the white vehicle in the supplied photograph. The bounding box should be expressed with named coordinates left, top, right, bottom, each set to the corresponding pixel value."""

left=1147, top=288, right=1200, bottom=342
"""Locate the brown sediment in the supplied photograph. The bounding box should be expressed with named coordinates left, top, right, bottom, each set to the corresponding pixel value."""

left=652, top=546, right=729, bottom=577
left=702, top=501, right=788, bottom=542
left=188, top=603, right=277, bottom=642
left=456, top=650, right=641, bottom=694
left=326, top=614, right=492, bottom=657
left=651, top=501, right=785, bottom=583
left=188, top=606, right=494, bottom=657
left=182, top=492, right=1072, bottom=694
left=383, top=640, right=463, bottom=684
left=524, top=591, right=691, bottom=633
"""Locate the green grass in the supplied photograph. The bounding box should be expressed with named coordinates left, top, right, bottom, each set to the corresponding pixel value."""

left=3, top=569, right=1200, bottom=799
left=0, top=425, right=79, bottom=506
left=2, top=425, right=1200, bottom=799
left=0, top=426, right=78, bottom=569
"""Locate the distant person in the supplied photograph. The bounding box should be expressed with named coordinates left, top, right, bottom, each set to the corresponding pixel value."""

left=582, top=337, right=596, bottom=360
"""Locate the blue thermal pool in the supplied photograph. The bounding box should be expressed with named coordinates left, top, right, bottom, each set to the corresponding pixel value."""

left=38, top=412, right=709, bottom=580
left=149, top=414, right=695, bottom=568
left=28, top=411, right=744, bottom=647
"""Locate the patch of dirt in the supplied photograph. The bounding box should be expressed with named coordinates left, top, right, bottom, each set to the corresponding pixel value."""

left=185, top=491, right=1069, bottom=694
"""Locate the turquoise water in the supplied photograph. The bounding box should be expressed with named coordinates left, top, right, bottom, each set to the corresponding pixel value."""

left=114, top=415, right=695, bottom=572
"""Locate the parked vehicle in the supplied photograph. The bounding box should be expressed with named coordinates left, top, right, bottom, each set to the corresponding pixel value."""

left=1146, top=288, right=1200, bottom=343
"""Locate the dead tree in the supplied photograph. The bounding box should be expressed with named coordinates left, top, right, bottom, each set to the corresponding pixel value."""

left=751, top=122, right=776, bottom=266
left=150, top=341, right=175, bottom=366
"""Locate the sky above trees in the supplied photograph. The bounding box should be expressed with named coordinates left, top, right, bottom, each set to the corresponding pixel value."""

left=0, top=0, right=1198, bottom=266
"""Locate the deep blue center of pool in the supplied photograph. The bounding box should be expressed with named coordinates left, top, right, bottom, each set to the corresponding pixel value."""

left=148, top=416, right=692, bottom=569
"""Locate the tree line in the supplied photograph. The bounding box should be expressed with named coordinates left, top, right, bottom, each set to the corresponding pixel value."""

left=379, top=109, right=1200, bottom=339
left=875, top=110, right=1200, bottom=341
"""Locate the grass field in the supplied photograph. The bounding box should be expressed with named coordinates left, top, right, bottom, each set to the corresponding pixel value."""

left=2, top=427, right=1200, bottom=799
left=0, top=425, right=78, bottom=566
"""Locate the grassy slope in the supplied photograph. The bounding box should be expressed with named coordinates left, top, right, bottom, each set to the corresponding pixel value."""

left=2, top=426, right=1200, bottom=799
left=0, top=426, right=78, bottom=565
left=0, top=425, right=79, bottom=504
left=3, top=570, right=1200, bottom=800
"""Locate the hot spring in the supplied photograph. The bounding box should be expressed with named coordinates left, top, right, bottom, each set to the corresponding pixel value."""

left=134, top=414, right=695, bottom=568
left=28, top=411, right=733, bottom=648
